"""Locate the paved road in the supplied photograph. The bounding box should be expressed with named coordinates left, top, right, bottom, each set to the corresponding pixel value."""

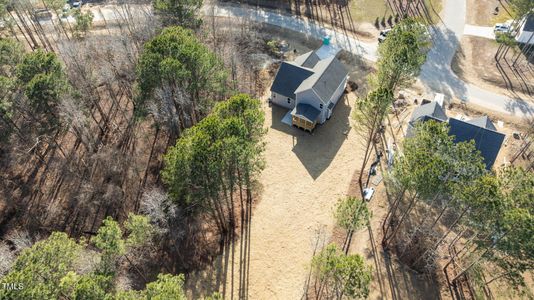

left=41, top=3, right=533, bottom=118
left=203, top=5, right=379, bottom=61
left=420, top=0, right=533, bottom=118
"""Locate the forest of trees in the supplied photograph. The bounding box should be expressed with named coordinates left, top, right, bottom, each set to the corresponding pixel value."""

left=0, top=213, right=225, bottom=299
left=0, top=0, right=268, bottom=297
left=380, top=121, right=533, bottom=297
left=349, top=12, right=533, bottom=299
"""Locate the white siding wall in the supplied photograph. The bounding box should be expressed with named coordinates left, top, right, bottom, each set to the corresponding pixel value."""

left=271, top=92, right=295, bottom=109
left=516, top=30, right=534, bottom=44
left=322, top=76, right=348, bottom=123
left=328, top=76, right=349, bottom=107
left=295, top=89, right=326, bottom=123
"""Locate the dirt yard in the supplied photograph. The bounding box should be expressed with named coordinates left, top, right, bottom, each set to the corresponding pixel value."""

left=183, top=20, right=376, bottom=298
left=465, top=0, right=515, bottom=26
left=452, top=36, right=534, bottom=100
left=188, top=91, right=366, bottom=299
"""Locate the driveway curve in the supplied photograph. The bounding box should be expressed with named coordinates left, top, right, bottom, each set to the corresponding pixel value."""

left=419, top=0, right=533, bottom=118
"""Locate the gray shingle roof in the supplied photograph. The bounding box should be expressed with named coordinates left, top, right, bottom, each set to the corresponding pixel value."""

left=294, top=56, right=348, bottom=103
left=270, top=62, right=314, bottom=99
left=449, top=118, right=505, bottom=169
left=294, top=51, right=320, bottom=68
left=466, top=116, right=497, bottom=131
left=293, top=52, right=312, bottom=66
left=271, top=50, right=348, bottom=103
left=291, top=103, right=321, bottom=122
left=410, top=102, right=447, bottom=122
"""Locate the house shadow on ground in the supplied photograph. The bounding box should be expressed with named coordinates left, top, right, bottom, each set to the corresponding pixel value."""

left=270, top=94, right=352, bottom=180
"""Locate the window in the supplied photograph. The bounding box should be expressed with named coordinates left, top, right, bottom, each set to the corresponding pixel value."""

left=287, top=98, right=291, bottom=103
left=320, top=104, right=323, bottom=109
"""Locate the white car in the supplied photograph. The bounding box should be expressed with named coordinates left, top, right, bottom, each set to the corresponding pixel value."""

left=70, top=0, right=83, bottom=8
left=363, top=188, right=375, bottom=201
left=494, top=23, right=511, bottom=33
left=378, top=29, right=392, bottom=43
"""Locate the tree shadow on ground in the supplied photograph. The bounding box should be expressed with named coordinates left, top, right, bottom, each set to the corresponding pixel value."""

left=367, top=216, right=442, bottom=300
left=495, top=48, right=534, bottom=97
left=504, top=96, right=534, bottom=117
left=186, top=196, right=253, bottom=300
left=269, top=95, right=351, bottom=180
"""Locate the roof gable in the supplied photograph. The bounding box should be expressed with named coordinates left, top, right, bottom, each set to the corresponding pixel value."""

left=294, top=51, right=313, bottom=66
left=466, top=116, right=497, bottom=131
left=406, top=115, right=445, bottom=137
left=272, top=44, right=348, bottom=103
left=298, top=51, right=321, bottom=68
left=294, top=56, right=348, bottom=102
left=301, top=51, right=320, bottom=69
left=270, top=62, right=314, bottom=99
left=449, top=118, right=505, bottom=169
left=410, top=102, right=448, bottom=122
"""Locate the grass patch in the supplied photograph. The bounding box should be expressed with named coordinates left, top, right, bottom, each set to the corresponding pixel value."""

left=424, top=0, right=442, bottom=24
left=491, top=12, right=515, bottom=25
left=349, top=0, right=393, bottom=23
left=349, top=0, right=442, bottom=25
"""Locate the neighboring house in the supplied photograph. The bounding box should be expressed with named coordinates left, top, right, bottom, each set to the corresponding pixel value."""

left=407, top=102, right=505, bottom=169
left=270, top=41, right=349, bottom=131
left=516, top=14, right=534, bottom=44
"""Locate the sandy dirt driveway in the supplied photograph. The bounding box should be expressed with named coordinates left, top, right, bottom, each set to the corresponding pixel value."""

left=189, top=92, right=363, bottom=299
